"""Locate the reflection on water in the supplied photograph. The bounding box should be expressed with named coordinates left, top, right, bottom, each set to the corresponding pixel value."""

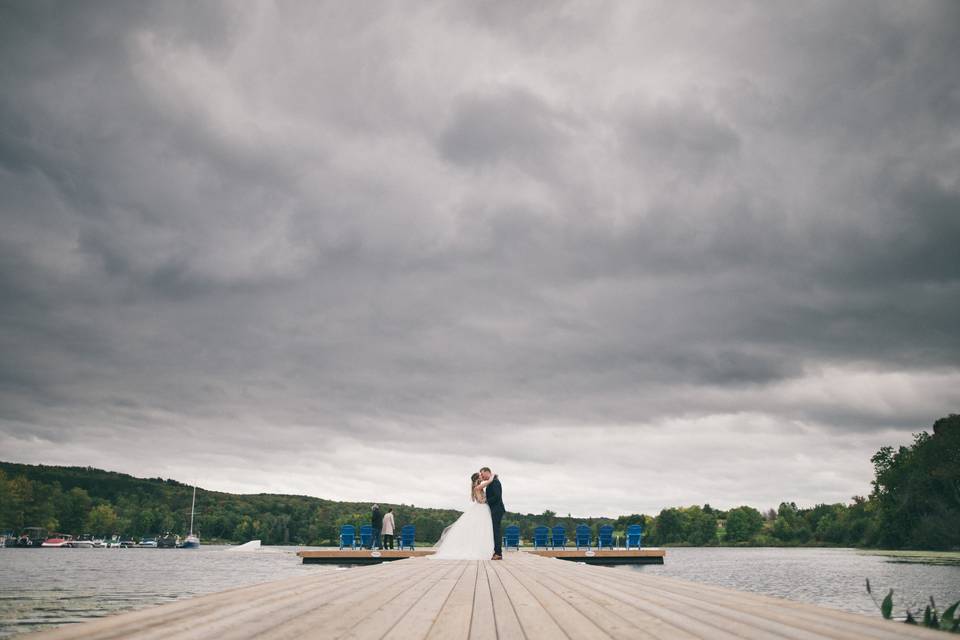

left=1, top=546, right=958, bottom=637
left=623, top=547, right=960, bottom=617
left=0, top=546, right=327, bottom=638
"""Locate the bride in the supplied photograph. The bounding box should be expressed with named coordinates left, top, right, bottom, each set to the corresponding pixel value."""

left=429, top=472, right=495, bottom=560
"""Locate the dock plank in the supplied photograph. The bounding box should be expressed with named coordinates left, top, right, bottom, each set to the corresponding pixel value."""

left=483, top=559, right=527, bottom=640
left=467, top=559, right=498, bottom=640
left=488, top=556, right=569, bottom=639
left=498, top=558, right=614, bottom=639
left=426, top=561, right=479, bottom=639
left=528, top=555, right=929, bottom=640
left=249, top=560, right=441, bottom=639
left=25, top=553, right=946, bottom=640
left=382, top=561, right=468, bottom=640
left=595, top=568, right=915, bottom=640
left=342, top=562, right=462, bottom=640
left=522, top=557, right=775, bottom=640
left=504, top=555, right=679, bottom=640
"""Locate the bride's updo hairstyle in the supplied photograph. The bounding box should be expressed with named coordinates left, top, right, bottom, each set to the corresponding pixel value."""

left=470, top=472, right=480, bottom=500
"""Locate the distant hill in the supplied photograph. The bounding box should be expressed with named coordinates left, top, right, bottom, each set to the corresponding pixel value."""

left=0, top=460, right=618, bottom=544
left=0, top=460, right=464, bottom=544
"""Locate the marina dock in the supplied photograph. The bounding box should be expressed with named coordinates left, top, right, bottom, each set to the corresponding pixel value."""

left=26, top=552, right=942, bottom=639
left=298, top=548, right=666, bottom=565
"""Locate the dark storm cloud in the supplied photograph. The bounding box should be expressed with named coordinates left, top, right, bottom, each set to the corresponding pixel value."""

left=1, top=1, right=958, bottom=514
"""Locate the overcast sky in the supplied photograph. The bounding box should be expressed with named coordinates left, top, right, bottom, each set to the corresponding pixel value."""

left=2, top=1, right=958, bottom=517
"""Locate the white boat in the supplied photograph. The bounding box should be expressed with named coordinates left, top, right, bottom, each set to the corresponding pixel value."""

left=138, top=538, right=158, bottom=548
left=181, top=486, right=201, bottom=549
left=41, top=534, right=73, bottom=548
left=73, top=535, right=102, bottom=548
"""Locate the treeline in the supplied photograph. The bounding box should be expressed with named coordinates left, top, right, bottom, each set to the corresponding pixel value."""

left=1, top=414, right=957, bottom=549
left=0, top=464, right=462, bottom=545
left=638, top=414, right=959, bottom=549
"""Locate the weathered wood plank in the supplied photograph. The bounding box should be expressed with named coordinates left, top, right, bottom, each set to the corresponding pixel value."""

left=488, top=556, right=569, bottom=638
left=248, top=560, right=444, bottom=639
left=26, top=565, right=388, bottom=640
left=597, top=567, right=917, bottom=640
left=504, top=556, right=682, bottom=640
left=381, top=561, right=468, bottom=640
left=468, top=558, right=498, bottom=640
left=341, top=562, right=463, bottom=640
left=483, top=558, right=527, bottom=640
left=24, top=553, right=946, bottom=640
left=425, top=561, right=478, bottom=639
left=527, top=555, right=942, bottom=640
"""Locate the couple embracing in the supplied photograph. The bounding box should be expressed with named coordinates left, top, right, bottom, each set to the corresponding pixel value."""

left=430, top=467, right=506, bottom=560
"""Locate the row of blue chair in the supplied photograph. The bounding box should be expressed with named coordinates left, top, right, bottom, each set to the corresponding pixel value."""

left=339, top=523, right=643, bottom=551
left=339, top=524, right=416, bottom=550
left=533, top=524, right=643, bottom=550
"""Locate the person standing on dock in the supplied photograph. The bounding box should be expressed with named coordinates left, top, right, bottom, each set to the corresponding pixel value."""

left=370, top=504, right=383, bottom=549
left=481, top=467, right=505, bottom=560
left=381, top=508, right=395, bottom=549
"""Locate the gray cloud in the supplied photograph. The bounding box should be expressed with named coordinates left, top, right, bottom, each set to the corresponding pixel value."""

left=1, top=1, right=958, bottom=515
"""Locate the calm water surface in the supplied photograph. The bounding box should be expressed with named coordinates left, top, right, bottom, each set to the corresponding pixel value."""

left=0, top=546, right=328, bottom=638
left=1, top=546, right=958, bottom=637
left=623, top=547, right=960, bottom=617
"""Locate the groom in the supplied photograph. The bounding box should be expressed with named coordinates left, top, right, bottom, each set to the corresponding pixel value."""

left=480, top=467, right=505, bottom=560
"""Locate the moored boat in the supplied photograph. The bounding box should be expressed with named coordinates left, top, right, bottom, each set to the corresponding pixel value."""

left=73, top=534, right=102, bottom=548
left=157, top=532, right=180, bottom=548
left=41, top=533, right=74, bottom=547
left=138, top=537, right=158, bottom=548
left=13, top=527, right=47, bottom=548
left=180, top=485, right=201, bottom=549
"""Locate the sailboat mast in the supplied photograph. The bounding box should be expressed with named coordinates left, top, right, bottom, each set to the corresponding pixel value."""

left=189, top=485, right=196, bottom=536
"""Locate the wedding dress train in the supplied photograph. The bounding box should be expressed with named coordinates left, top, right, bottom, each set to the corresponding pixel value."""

left=429, top=501, right=494, bottom=560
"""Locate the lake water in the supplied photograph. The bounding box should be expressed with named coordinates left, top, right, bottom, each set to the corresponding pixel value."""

left=1, top=546, right=958, bottom=637
left=622, top=547, right=959, bottom=618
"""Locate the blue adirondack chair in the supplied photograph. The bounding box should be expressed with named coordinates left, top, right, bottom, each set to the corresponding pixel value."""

left=399, top=524, right=416, bottom=550
left=359, top=525, right=374, bottom=549
left=550, top=525, right=566, bottom=549
left=597, top=524, right=614, bottom=550
left=575, top=524, right=591, bottom=550
left=503, top=525, right=520, bottom=551
left=626, top=524, right=643, bottom=549
left=339, top=524, right=356, bottom=550
left=533, top=526, right=549, bottom=549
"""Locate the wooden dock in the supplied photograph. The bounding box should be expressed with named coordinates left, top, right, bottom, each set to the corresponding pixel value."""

left=298, top=548, right=665, bottom=565
left=25, top=552, right=942, bottom=639
left=299, top=549, right=437, bottom=564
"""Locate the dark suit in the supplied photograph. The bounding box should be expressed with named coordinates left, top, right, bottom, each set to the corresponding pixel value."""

left=485, top=476, right=506, bottom=556
left=371, top=507, right=383, bottom=549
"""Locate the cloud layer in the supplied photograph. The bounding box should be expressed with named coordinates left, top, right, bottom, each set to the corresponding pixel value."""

left=2, top=1, right=958, bottom=516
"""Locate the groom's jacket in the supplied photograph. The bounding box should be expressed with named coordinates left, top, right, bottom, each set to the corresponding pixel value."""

left=486, top=477, right=505, bottom=516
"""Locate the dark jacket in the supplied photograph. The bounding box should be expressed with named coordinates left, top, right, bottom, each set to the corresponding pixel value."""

left=485, top=477, right=505, bottom=516
left=371, top=507, right=383, bottom=528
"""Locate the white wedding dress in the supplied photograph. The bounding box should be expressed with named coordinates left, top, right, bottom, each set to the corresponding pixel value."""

left=429, top=491, right=494, bottom=560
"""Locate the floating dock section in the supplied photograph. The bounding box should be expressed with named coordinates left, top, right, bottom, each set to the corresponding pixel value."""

left=299, top=549, right=436, bottom=564
left=26, top=552, right=942, bottom=639
left=298, top=548, right=665, bottom=565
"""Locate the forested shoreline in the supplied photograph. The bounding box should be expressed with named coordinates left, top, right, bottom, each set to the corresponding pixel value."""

left=2, top=414, right=957, bottom=549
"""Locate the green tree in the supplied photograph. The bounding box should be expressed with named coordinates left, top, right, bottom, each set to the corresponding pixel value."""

left=684, top=506, right=718, bottom=545
left=654, top=508, right=686, bottom=544
left=871, top=414, right=960, bottom=549
left=771, top=502, right=811, bottom=544
left=58, top=487, right=93, bottom=535
left=85, top=504, right=119, bottom=536
left=725, top=506, right=763, bottom=543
